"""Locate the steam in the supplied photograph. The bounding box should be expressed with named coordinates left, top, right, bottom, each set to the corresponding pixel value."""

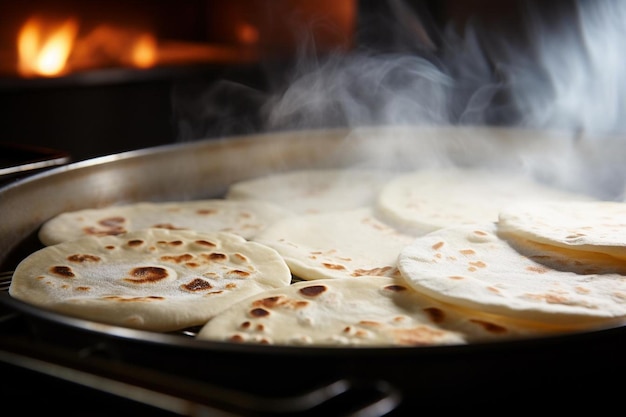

left=172, top=0, right=626, bottom=197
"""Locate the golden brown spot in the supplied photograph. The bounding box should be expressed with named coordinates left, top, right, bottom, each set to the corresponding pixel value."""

left=473, top=230, right=488, bottom=236
left=75, top=286, right=90, bottom=292
left=127, top=239, right=144, bottom=247
left=186, top=262, right=200, bottom=268
left=469, top=319, right=508, bottom=334
left=575, top=286, right=591, bottom=294
left=392, top=326, right=449, bottom=346
left=232, top=253, right=248, bottom=262
left=384, top=284, right=407, bottom=292
left=449, top=275, right=465, bottom=280
left=469, top=261, right=486, bottom=268
left=225, top=283, right=237, bottom=289
left=195, top=239, right=217, bottom=248
left=299, top=285, right=327, bottom=297
left=105, top=245, right=116, bottom=250
left=160, top=253, right=194, bottom=263
left=100, top=216, right=125, bottom=227
left=67, top=254, right=101, bottom=263
left=460, top=249, right=476, bottom=255
left=240, top=321, right=251, bottom=329
left=254, top=296, right=283, bottom=308
left=229, top=334, right=245, bottom=342
left=545, top=294, right=569, bottom=304
left=487, top=286, right=501, bottom=294
left=526, top=265, right=549, bottom=274
left=359, top=320, right=381, bottom=327
left=323, top=263, right=346, bottom=271
left=343, top=326, right=352, bottom=333
left=423, top=307, right=445, bottom=323
left=352, top=266, right=393, bottom=276
left=124, top=266, right=169, bottom=283
left=432, top=241, right=445, bottom=250
left=181, top=278, right=213, bottom=292
left=227, top=269, right=251, bottom=278
left=256, top=324, right=265, bottom=331
left=50, top=266, right=74, bottom=278
left=196, top=209, right=217, bottom=215
left=294, top=301, right=309, bottom=308
left=250, top=308, right=270, bottom=317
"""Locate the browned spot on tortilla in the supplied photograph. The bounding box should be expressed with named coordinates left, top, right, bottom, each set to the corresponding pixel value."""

left=124, top=266, right=169, bottom=283
left=432, top=241, right=445, bottom=250
left=299, top=285, right=327, bottom=297
left=250, top=308, right=270, bottom=317
left=359, top=320, right=382, bottom=327
left=181, top=278, right=213, bottom=292
left=460, top=249, right=476, bottom=255
left=233, top=253, right=248, bottom=262
left=75, top=286, right=90, bottom=291
left=240, top=321, right=251, bottom=329
left=351, top=266, right=393, bottom=276
left=254, top=296, right=283, bottom=308
left=186, top=262, right=200, bottom=268
left=423, top=307, right=445, bottom=323
left=473, top=230, right=488, bottom=236
left=229, top=334, right=245, bottom=342
left=392, top=326, right=449, bottom=346
left=575, top=286, right=591, bottom=294
left=50, top=266, right=74, bottom=278
left=469, top=261, right=486, bottom=268
left=67, top=254, right=101, bottom=263
left=202, top=252, right=228, bottom=261
left=526, top=265, right=549, bottom=274
left=153, top=224, right=186, bottom=231
left=487, top=286, right=501, bottom=294
left=256, top=324, right=265, bottom=331
left=323, top=263, right=346, bottom=271
left=160, top=253, right=194, bottom=263
left=127, top=239, right=144, bottom=247
left=195, top=239, right=217, bottom=247
left=239, top=212, right=252, bottom=218
left=105, top=245, right=115, bottom=250
left=225, top=283, right=237, bottom=289
left=227, top=269, right=251, bottom=278
left=196, top=209, right=217, bottom=215
left=100, top=217, right=125, bottom=227
left=449, top=275, right=465, bottom=280
left=384, top=284, right=407, bottom=292
left=102, top=295, right=165, bottom=302
left=469, top=319, right=508, bottom=334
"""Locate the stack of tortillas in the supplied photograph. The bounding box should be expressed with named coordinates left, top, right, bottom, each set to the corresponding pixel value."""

left=9, top=167, right=626, bottom=347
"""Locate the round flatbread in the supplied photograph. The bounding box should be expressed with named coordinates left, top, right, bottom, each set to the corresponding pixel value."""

left=497, top=201, right=626, bottom=260
left=225, top=168, right=396, bottom=214
left=397, top=223, right=626, bottom=329
left=375, top=168, right=594, bottom=235
left=38, top=199, right=294, bottom=246
left=252, top=207, right=416, bottom=280
left=9, top=228, right=292, bottom=331
left=196, top=276, right=560, bottom=347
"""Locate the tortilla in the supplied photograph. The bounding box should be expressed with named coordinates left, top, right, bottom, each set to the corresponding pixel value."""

left=38, top=199, right=294, bottom=246
left=225, top=168, right=395, bottom=214
left=375, top=168, right=594, bottom=235
left=196, top=276, right=560, bottom=347
left=252, top=207, right=416, bottom=280
left=397, top=222, right=626, bottom=329
left=9, top=228, right=292, bottom=331
left=497, top=200, right=626, bottom=260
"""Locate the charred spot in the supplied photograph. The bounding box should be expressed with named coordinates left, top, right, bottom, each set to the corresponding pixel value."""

left=469, top=319, right=508, bottom=334
left=127, top=239, right=145, bottom=247
left=423, top=307, right=446, bottom=323
left=227, top=269, right=251, bottom=278
left=67, top=254, right=101, bottom=263
left=250, top=308, right=270, bottom=318
left=240, top=321, right=251, bottom=329
left=160, top=253, right=194, bottom=263
left=384, top=284, right=407, bottom=292
left=195, top=240, right=217, bottom=247
left=125, top=266, right=169, bottom=283
left=299, top=285, right=327, bottom=297
left=50, top=265, right=75, bottom=278
left=105, top=245, right=116, bottom=250
left=181, top=278, right=213, bottom=292
left=202, top=252, right=228, bottom=261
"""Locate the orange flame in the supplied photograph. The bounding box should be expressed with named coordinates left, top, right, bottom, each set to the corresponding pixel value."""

left=18, top=17, right=79, bottom=77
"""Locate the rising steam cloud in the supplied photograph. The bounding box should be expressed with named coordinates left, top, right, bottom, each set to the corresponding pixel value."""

left=174, top=0, right=626, bottom=144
